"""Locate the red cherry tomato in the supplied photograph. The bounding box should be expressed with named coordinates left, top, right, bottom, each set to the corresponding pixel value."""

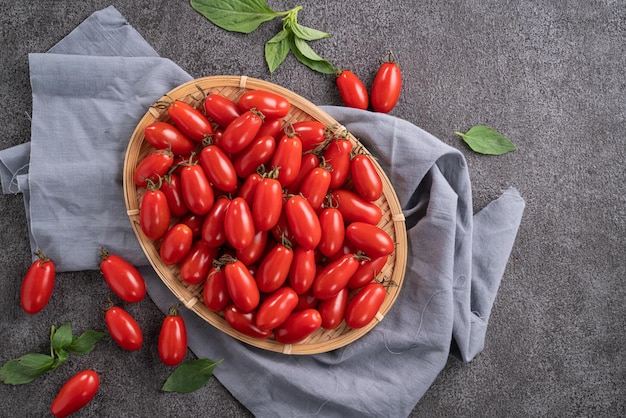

left=105, top=306, right=143, bottom=351
left=144, top=121, right=196, bottom=156
left=255, top=242, right=293, bottom=293
left=312, top=254, right=360, bottom=300
left=220, top=109, right=264, bottom=154
left=159, top=223, right=193, bottom=265
left=203, top=266, right=231, bottom=312
left=167, top=100, right=213, bottom=142
left=233, top=135, right=277, bottom=178
left=160, top=173, right=189, bottom=218
left=133, top=150, right=174, bottom=188
left=351, top=154, right=383, bottom=201
left=238, top=172, right=262, bottom=207
left=285, top=195, right=321, bottom=250
left=318, top=287, right=348, bottom=330
left=285, top=152, right=320, bottom=194
left=158, top=306, right=188, bottom=366
left=99, top=248, right=146, bottom=303
left=223, top=258, right=260, bottom=312
left=345, top=222, right=394, bottom=258
left=370, top=52, right=402, bottom=113
left=331, top=189, right=382, bottom=225
left=318, top=207, right=345, bottom=258
left=139, top=186, right=171, bottom=241
left=271, top=134, right=303, bottom=187
left=348, top=255, right=388, bottom=289
left=237, top=89, right=291, bottom=119
left=50, top=369, right=99, bottom=418
left=336, top=69, right=369, bottom=110
left=180, top=163, right=215, bottom=215
left=292, top=120, right=327, bottom=152
left=179, top=240, right=218, bottom=285
left=180, top=213, right=205, bottom=238
left=252, top=175, right=283, bottom=232
left=323, top=138, right=353, bottom=189
left=299, top=166, right=331, bottom=211
left=288, top=247, right=317, bottom=294
left=236, top=229, right=268, bottom=265
left=294, top=290, right=319, bottom=311
left=224, top=197, right=255, bottom=250
left=20, top=250, right=55, bottom=314
left=274, top=309, right=322, bottom=344
left=201, top=196, right=231, bottom=248
left=256, top=117, right=283, bottom=140
left=202, top=93, right=241, bottom=128
left=345, top=282, right=387, bottom=329
left=199, top=144, right=238, bottom=192
left=256, top=287, right=299, bottom=331
left=224, top=305, right=272, bottom=339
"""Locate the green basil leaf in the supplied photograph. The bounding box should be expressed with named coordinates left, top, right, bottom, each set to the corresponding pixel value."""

left=265, top=29, right=291, bottom=73
left=455, top=125, right=517, bottom=155
left=161, top=358, right=223, bottom=393
left=50, top=349, right=68, bottom=371
left=190, top=0, right=281, bottom=33
left=289, top=23, right=330, bottom=41
left=50, top=323, right=73, bottom=352
left=289, top=36, right=335, bottom=74
left=0, top=354, right=54, bottom=385
left=67, top=330, right=106, bottom=356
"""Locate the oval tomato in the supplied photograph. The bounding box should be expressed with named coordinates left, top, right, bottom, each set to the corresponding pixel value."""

left=159, top=223, right=193, bottom=265
left=323, top=138, right=352, bottom=189
left=273, top=309, right=322, bottom=344
left=370, top=52, right=402, bottom=113
left=105, top=306, right=143, bottom=351
left=285, top=152, right=320, bottom=194
left=237, top=172, right=262, bottom=207
left=179, top=240, right=218, bottom=285
left=270, top=134, right=303, bottom=187
left=224, top=197, right=255, bottom=250
left=288, top=247, right=317, bottom=294
left=133, top=150, right=174, bottom=188
left=351, top=154, right=383, bottom=201
left=201, top=196, right=231, bottom=248
left=236, top=229, right=268, bottom=265
left=99, top=248, right=146, bottom=303
left=318, top=287, right=348, bottom=330
left=180, top=213, right=205, bottom=238
left=233, top=135, right=277, bottom=178
left=299, top=166, right=331, bottom=211
left=312, top=254, right=360, bottom=300
left=292, top=120, right=327, bottom=152
left=237, top=89, right=290, bottom=119
left=345, top=282, right=387, bottom=329
left=203, top=266, right=231, bottom=312
left=20, top=250, right=55, bottom=314
left=223, top=258, right=260, bottom=312
left=140, top=186, right=171, bottom=241
left=284, top=195, right=321, bottom=250
left=336, top=69, right=369, bottom=110
left=345, top=222, right=394, bottom=258
left=318, top=207, right=345, bottom=258
left=158, top=306, right=188, bottom=366
left=224, top=305, right=271, bottom=339
left=203, top=93, right=241, bottom=128
left=294, top=290, right=319, bottom=312
left=220, top=110, right=264, bottom=154
left=252, top=175, right=283, bottom=232
left=160, top=173, right=189, bottom=218
left=256, top=287, right=299, bottom=331
left=348, top=255, right=388, bottom=289
left=199, top=144, right=238, bottom=192
left=255, top=242, right=293, bottom=293
left=256, top=117, right=283, bottom=140
left=144, top=121, right=196, bottom=155
left=331, top=189, right=382, bottom=225
left=167, top=100, right=213, bottom=142
left=50, top=370, right=99, bottom=418
left=180, top=163, right=215, bottom=215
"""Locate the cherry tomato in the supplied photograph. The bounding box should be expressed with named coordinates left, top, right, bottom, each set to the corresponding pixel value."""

left=351, top=154, right=383, bottom=201
left=224, top=304, right=271, bottom=339
left=255, top=241, right=293, bottom=293
left=158, top=306, right=188, bottom=366
left=252, top=175, right=283, bottom=232
left=345, top=222, right=394, bottom=258
left=167, top=100, right=213, bottom=142
left=201, top=196, right=231, bottom=248
left=20, top=250, right=55, bottom=314
left=220, top=109, right=264, bottom=154
left=144, top=121, right=196, bottom=155
left=318, top=287, right=348, bottom=330
left=233, top=135, right=277, bottom=178
left=299, top=166, right=331, bottom=211
left=323, top=138, right=353, bottom=189
left=203, top=266, right=231, bottom=312
left=331, top=189, right=382, bottom=225
left=255, top=287, right=299, bottom=331
left=318, top=207, right=345, bottom=258
left=370, top=52, right=402, bottom=113
left=50, top=370, right=99, bottom=418
left=224, top=197, right=255, bottom=250
left=180, top=213, right=205, bottom=238
left=345, top=282, right=387, bottom=328
left=273, top=309, right=322, bottom=344
left=236, top=229, right=268, bottom=265
left=237, top=172, right=262, bottom=207
left=202, top=93, right=241, bottom=128
left=284, top=195, right=321, bottom=250
left=237, top=89, right=290, bottom=119
left=285, top=152, right=320, bottom=194
left=270, top=134, right=303, bottom=187
left=99, top=248, right=146, bottom=303
left=312, top=254, right=360, bottom=300
left=140, top=186, right=171, bottom=241
left=288, top=247, right=317, bottom=294
left=160, top=172, right=189, bottom=218
left=179, top=240, right=218, bottom=285
left=159, top=223, right=193, bottom=265
left=348, top=255, right=388, bottom=289
left=133, top=150, right=174, bottom=187
left=294, top=290, right=319, bottom=311
left=224, top=258, right=260, bottom=312
left=256, top=117, right=283, bottom=140
left=105, top=306, right=143, bottom=351
left=180, top=163, right=215, bottom=215
left=199, top=144, right=238, bottom=192
left=336, top=69, right=369, bottom=110
left=292, top=120, right=327, bottom=152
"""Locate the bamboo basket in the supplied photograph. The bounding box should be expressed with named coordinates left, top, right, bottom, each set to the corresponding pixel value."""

left=123, top=76, right=407, bottom=355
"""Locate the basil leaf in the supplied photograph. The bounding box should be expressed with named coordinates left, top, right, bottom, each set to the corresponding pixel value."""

left=0, top=354, right=54, bottom=385
left=265, top=29, right=291, bottom=73
left=67, top=330, right=106, bottom=356
left=289, top=23, right=330, bottom=41
left=50, top=323, right=73, bottom=352
left=455, top=125, right=517, bottom=155
left=190, top=0, right=281, bottom=33
left=161, top=358, right=223, bottom=393
left=289, top=36, right=336, bottom=74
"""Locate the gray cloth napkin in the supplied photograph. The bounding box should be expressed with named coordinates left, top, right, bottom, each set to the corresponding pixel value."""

left=0, top=6, right=525, bottom=417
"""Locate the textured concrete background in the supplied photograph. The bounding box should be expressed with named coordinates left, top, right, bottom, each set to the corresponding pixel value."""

left=0, top=1, right=624, bottom=417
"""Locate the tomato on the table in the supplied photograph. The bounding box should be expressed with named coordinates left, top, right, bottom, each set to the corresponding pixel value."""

left=50, top=369, right=99, bottom=418
left=20, top=250, right=55, bottom=314
left=105, top=306, right=143, bottom=351
left=158, top=306, right=188, bottom=367
left=370, top=52, right=402, bottom=113
left=336, top=69, right=369, bottom=110
left=99, top=248, right=146, bottom=303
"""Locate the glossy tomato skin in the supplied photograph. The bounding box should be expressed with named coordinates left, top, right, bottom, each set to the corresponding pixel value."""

left=312, top=254, right=360, bottom=300
left=224, top=259, right=260, bottom=312
left=292, top=120, right=327, bottom=152
left=336, top=69, right=369, bottom=110
left=233, top=135, right=277, bottom=179
left=285, top=195, right=321, bottom=250
left=318, top=207, right=345, bottom=258
left=105, top=306, right=143, bottom=351
left=256, top=118, right=283, bottom=140
left=270, top=134, right=303, bottom=187
left=133, top=150, right=174, bottom=188
left=273, top=309, right=322, bottom=344
left=160, top=173, right=189, bottom=218
left=318, top=287, right=348, bottom=330
left=180, top=164, right=215, bottom=215
left=159, top=223, right=193, bottom=265
left=255, top=287, right=299, bottom=331
left=237, top=89, right=290, bottom=119
left=203, top=266, right=231, bottom=312
left=331, top=189, right=382, bottom=225
left=345, top=222, right=394, bottom=258
left=179, top=240, right=218, bottom=285
left=237, top=173, right=262, bottom=208
left=144, top=121, right=196, bottom=156
left=99, top=250, right=146, bottom=303
left=299, top=166, right=332, bottom=211
left=370, top=54, right=402, bottom=113
left=50, top=369, right=99, bottom=418
left=158, top=308, right=188, bottom=367
left=348, top=255, right=388, bottom=289
left=224, top=305, right=271, bottom=339
left=220, top=110, right=264, bottom=154
left=224, top=197, right=255, bottom=250
left=203, top=93, right=241, bottom=128
left=294, top=290, right=319, bottom=312
left=167, top=100, right=213, bottom=142
left=288, top=247, right=317, bottom=294
left=252, top=176, right=283, bottom=232
left=345, top=282, right=387, bottom=329
left=140, top=188, right=171, bottom=241
left=201, top=196, right=231, bottom=248
left=180, top=213, right=205, bottom=238
left=323, top=139, right=353, bottom=189
left=20, top=250, right=55, bottom=314
left=351, top=154, right=383, bottom=202
left=236, top=229, right=268, bottom=265
left=255, top=243, right=293, bottom=293
left=199, top=145, right=238, bottom=192
left=285, top=152, right=320, bottom=194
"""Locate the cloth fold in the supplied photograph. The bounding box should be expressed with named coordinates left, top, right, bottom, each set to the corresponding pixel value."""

left=0, top=6, right=525, bottom=417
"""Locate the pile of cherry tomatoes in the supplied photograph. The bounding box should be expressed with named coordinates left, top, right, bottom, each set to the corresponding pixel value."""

left=134, top=87, right=396, bottom=345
